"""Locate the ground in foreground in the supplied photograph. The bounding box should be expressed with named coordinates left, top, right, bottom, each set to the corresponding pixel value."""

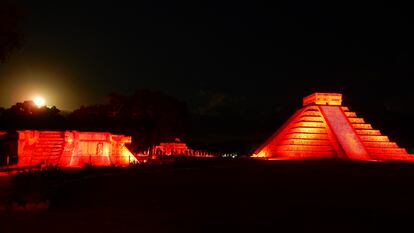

left=1, top=159, right=414, bottom=233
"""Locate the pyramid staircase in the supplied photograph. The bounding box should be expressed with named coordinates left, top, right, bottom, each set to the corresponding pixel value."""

left=342, top=107, right=410, bottom=161
left=31, top=131, right=65, bottom=165
left=253, top=93, right=414, bottom=161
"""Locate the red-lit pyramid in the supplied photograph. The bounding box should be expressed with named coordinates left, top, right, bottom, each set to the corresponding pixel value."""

left=253, top=93, right=414, bottom=161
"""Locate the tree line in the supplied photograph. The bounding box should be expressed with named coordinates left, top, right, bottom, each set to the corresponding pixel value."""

left=0, top=90, right=189, bottom=152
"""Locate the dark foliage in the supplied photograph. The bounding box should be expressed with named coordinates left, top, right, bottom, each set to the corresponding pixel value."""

left=69, top=90, right=188, bottom=151
left=0, top=101, right=65, bottom=130
left=0, top=90, right=189, bottom=153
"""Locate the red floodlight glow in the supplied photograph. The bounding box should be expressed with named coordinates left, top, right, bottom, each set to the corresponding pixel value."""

left=253, top=93, right=414, bottom=162
left=16, top=131, right=137, bottom=168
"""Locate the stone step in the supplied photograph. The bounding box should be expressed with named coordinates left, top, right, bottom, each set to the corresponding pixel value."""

left=367, top=148, right=407, bottom=154
left=39, top=135, right=64, bottom=138
left=37, top=138, right=64, bottom=141
left=31, top=156, right=61, bottom=160
left=355, top=129, right=381, bottom=136
left=352, top=124, right=373, bottom=130
left=272, top=150, right=336, bottom=158
left=344, top=112, right=357, bottom=117
left=36, top=141, right=64, bottom=145
left=360, top=135, right=389, bottom=142
left=33, top=150, right=63, bottom=154
left=274, top=145, right=335, bottom=152
left=288, top=128, right=327, bottom=134
left=278, top=138, right=332, bottom=146
left=39, top=131, right=64, bottom=135
left=39, top=134, right=64, bottom=137
left=35, top=143, right=64, bottom=147
left=33, top=150, right=62, bottom=153
left=363, top=142, right=398, bottom=148
left=285, top=133, right=330, bottom=140
left=38, top=137, right=64, bottom=140
left=32, top=152, right=62, bottom=156
left=34, top=147, right=63, bottom=150
left=348, top=118, right=365, bottom=124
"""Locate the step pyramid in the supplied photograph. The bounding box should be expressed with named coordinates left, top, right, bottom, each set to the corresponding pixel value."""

left=252, top=93, right=414, bottom=161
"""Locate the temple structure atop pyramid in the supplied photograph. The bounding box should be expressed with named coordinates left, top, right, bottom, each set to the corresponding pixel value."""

left=253, top=93, right=414, bottom=161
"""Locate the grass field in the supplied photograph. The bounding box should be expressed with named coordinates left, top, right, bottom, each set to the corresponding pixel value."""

left=1, top=158, right=414, bottom=232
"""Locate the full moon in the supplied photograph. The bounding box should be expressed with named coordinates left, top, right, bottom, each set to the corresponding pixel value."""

left=33, top=96, right=46, bottom=107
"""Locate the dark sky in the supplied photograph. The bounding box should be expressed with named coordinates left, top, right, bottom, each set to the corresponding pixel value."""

left=1, top=0, right=414, bottom=147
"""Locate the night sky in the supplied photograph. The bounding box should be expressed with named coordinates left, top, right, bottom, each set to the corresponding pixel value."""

left=1, top=0, right=414, bottom=148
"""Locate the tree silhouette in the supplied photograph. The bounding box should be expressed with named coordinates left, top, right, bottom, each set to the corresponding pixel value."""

left=70, top=90, right=189, bottom=151
left=1, top=90, right=189, bottom=153
left=0, top=101, right=65, bottom=130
